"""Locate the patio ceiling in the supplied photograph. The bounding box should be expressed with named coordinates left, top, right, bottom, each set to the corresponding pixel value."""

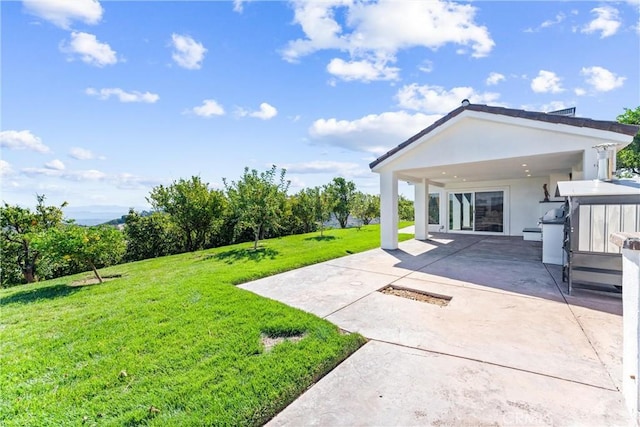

left=395, top=150, right=583, bottom=185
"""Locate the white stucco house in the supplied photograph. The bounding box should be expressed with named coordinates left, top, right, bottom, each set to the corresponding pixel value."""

left=370, top=103, right=639, bottom=250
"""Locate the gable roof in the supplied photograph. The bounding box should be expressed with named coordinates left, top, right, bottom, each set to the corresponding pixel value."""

left=369, top=104, right=640, bottom=169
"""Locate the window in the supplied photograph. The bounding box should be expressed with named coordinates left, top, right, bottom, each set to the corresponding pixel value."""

left=429, top=193, right=440, bottom=224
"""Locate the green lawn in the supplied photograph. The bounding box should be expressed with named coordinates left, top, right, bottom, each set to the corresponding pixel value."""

left=1, top=224, right=413, bottom=426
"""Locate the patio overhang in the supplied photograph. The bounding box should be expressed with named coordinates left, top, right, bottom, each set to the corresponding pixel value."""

left=395, top=151, right=584, bottom=185
left=372, top=104, right=639, bottom=250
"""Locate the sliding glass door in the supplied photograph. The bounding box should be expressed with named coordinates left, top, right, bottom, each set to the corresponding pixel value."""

left=449, top=191, right=504, bottom=233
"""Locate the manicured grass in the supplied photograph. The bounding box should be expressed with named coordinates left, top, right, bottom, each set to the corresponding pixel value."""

left=1, top=224, right=413, bottom=426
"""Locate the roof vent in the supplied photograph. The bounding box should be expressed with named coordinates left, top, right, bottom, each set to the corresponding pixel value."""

left=548, top=107, right=576, bottom=117
left=461, top=99, right=470, bottom=107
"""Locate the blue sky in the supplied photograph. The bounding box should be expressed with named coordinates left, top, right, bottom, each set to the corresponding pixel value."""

left=2, top=0, right=639, bottom=218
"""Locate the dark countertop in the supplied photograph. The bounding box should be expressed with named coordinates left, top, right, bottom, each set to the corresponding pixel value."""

left=540, top=219, right=564, bottom=224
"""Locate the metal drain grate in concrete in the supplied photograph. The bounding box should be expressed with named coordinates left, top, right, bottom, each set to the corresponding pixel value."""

left=379, top=286, right=451, bottom=307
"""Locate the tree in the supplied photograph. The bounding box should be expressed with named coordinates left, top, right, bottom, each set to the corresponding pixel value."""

left=398, top=195, right=414, bottom=221
left=312, top=186, right=333, bottom=236
left=34, top=225, right=126, bottom=283
left=148, top=176, right=225, bottom=252
left=287, top=189, right=318, bottom=234
left=224, top=165, right=290, bottom=250
left=351, top=192, right=380, bottom=228
left=617, top=107, right=640, bottom=175
left=123, top=209, right=181, bottom=261
left=325, top=177, right=356, bottom=228
left=0, top=195, right=66, bottom=285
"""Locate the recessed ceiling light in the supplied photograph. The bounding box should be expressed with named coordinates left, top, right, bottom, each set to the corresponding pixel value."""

left=527, top=174, right=531, bottom=177
left=462, top=179, right=467, bottom=182
left=525, top=169, right=530, bottom=173
left=522, top=163, right=527, bottom=167
left=441, top=172, right=446, bottom=175
left=453, top=175, right=458, bottom=178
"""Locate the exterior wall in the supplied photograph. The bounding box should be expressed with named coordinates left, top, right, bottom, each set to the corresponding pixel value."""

left=549, top=173, right=570, bottom=202
left=429, top=177, right=548, bottom=236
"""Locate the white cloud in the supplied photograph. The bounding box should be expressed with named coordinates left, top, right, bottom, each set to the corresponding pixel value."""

left=541, top=12, right=566, bottom=29
left=0, top=130, right=50, bottom=153
left=282, top=0, right=494, bottom=81
left=237, top=103, right=278, bottom=120
left=23, top=0, right=102, bottom=29
left=282, top=0, right=348, bottom=61
left=21, top=167, right=62, bottom=177
left=418, top=60, right=434, bottom=74
left=67, top=169, right=107, bottom=181
left=582, top=6, right=621, bottom=38
left=309, top=110, right=442, bottom=155
left=486, top=72, right=505, bottom=86
left=283, top=160, right=367, bottom=178
left=540, top=101, right=569, bottom=113
left=525, top=12, right=566, bottom=32
left=171, top=34, right=207, bottom=70
left=580, top=66, right=626, bottom=92
left=19, top=163, right=160, bottom=190
left=45, top=159, right=65, bottom=170
left=287, top=176, right=307, bottom=192
left=284, top=1, right=494, bottom=61
left=60, top=32, right=118, bottom=67
left=327, top=57, right=400, bottom=82
left=252, top=103, right=278, bottom=120
left=574, top=88, right=587, bottom=96
left=520, top=101, right=570, bottom=113
left=22, top=167, right=107, bottom=181
left=531, top=70, right=564, bottom=93
left=395, top=84, right=501, bottom=114
left=113, top=173, right=164, bottom=190
left=69, top=147, right=96, bottom=160
left=86, top=87, right=159, bottom=103
left=233, top=0, right=253, bottom=13
left=189, top=99, right=225, bottom=117
left=0, top=160, right=14, bottom=176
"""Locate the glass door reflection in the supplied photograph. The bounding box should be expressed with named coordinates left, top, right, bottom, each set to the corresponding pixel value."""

left=474, top=191, right=504, bottom=232
left=449, top=192, right=473, bottom=231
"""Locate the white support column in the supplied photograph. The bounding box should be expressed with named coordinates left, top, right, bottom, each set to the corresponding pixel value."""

left=380, top=171, right=399, bottom=250
left=414, top=179, right=429, bottom=240
left=610, top=232, right=640, bottom=425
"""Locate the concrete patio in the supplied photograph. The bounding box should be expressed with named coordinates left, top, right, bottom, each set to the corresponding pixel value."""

left=239, top=233, right=630, bottom=426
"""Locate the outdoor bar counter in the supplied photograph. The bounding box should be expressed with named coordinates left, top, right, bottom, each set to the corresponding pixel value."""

left=610, top=231, right=640, bottom=424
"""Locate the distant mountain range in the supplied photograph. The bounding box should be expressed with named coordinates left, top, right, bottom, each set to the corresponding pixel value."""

left=63, top=205, right=148, bottom=226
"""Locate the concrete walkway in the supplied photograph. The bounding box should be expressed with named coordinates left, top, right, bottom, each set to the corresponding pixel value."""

left=239, top=233, right=629, bottom=426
